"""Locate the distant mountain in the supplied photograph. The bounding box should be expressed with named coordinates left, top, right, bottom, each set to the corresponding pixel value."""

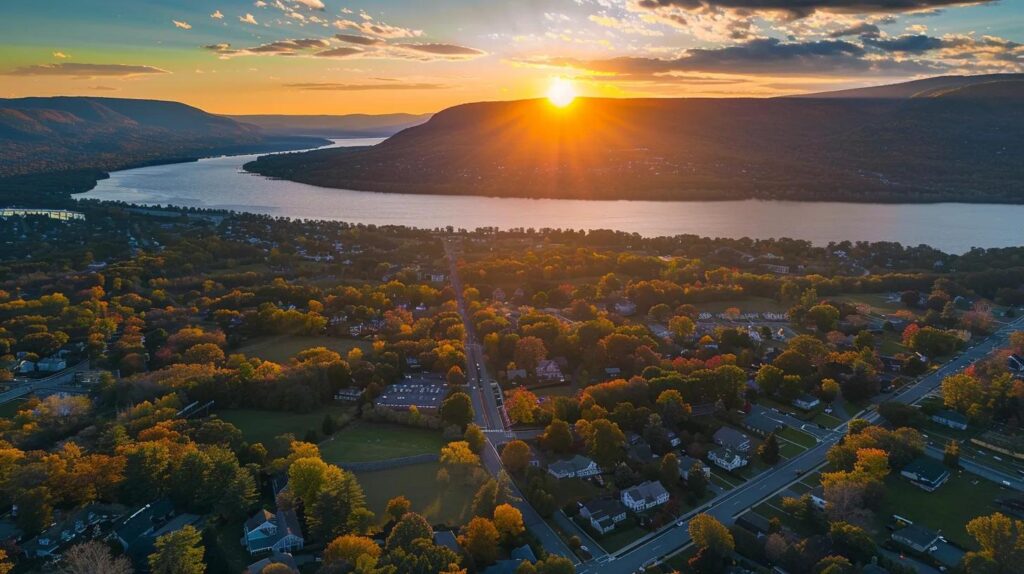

left=793, top=73, right=1024, bottom=99
left=0, top=96, right=326, bottom=184
left=229, top=113, right=430, bottom=138
left=245, top=74, right=1024, bottom=204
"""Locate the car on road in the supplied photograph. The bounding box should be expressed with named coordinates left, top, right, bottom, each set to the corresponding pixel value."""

left=794, top=469, right=805, bottom=476
left=1002, top=480, right=1012, bottom=487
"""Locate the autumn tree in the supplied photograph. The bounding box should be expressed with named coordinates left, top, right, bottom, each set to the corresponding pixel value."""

left=464, top=424, right=486, bottom=454
left=148, top=525, right=205, bottom=574
left=447, top=365, right=467, bottom=387
left=440, top=441, right=481, bottom=484
left=507, top=388, right=539, bottom=425
left=944, top=439, right=961, bottom=468
left=324, top=534, right=381, bottom=566
left=514, top=336, right=547, bottom=374
left=963, top=512, right=1024, bottom=574
left=460, top=517, right=500, bottom=565
left=493, top=503, right=525, bottom=541
left=661, top=452, right=680, bottom=485
left=586, top=418, right=626, bottom=468
left=386, top=496, right=413, bottom=523
left=501, top=440, right=532, bottom=475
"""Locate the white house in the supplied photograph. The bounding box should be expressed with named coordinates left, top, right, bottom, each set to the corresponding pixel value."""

left=931, top=409, right=968, bottom=431
left=621, top=481, right=669, bottom=512
left=792, top=394, right=821, bottom=411
left=578, top=498, right=627, bottom=534
left=547, top=455, right=600, bottom=479
left=536, top=359, right=564, bottom=382
left=243, top=509, right=305, bottom=555
left=708, top=447, right=749, bottom=471
left=612, top=300, right=637, bottom=316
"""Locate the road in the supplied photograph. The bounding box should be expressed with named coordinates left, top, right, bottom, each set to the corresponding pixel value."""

left=444, top=240, right=577, bottom=562
left=1, top=360, right=91, bottom=403
left=579, top=316, right=1024, bottom=574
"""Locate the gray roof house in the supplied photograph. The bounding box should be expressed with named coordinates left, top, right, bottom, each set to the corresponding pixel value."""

left=579, top=498, right=628, bottom=534
left=713, top=427, right=751, bottom=451
left=900, top=457, right=951, bottom=492
left=892, top=524, right=940, bottom=553
left=242, top=509, right=305, bottom=555
left=548, top=455, right=600, bottom=479
left=931, top=409, right=968, bottom=430
left=621, top=481, right=670, bottom=512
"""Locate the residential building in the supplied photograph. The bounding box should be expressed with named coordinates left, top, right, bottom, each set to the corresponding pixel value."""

left=931, top=409, right=968, bottom=431
left=334, top=387, right=362, bottom=402
left=483, top=545, right=537, bottom=574
left=677, top=455, right=711, bottom=480
left=792, top=394, right=821, bottom=411
left=579, top=498, right=628, bottom=534
left=35, top=356, right=67, bottom=372
left=736, top=512, right=772, bottom=535
left=713, top=427, right=751, bottom=451
left=247, top=553, right=299, bottom=574
left=809, top=485, right=826, bottom=510
left=900, top=457, right=951, bottom=492
left=242, top=509, right=305, bottom=555
left=612, top=299, right=637, bottom=316
left=892, top=524, right=940, bottom=553
left=742, top=409, right=785, bottom=436
left=547, top=455, right=600, bottom=479
left=536, top=359, right=564, bottom=382
left=708, top=447, right=749, bottom=471
left=433, top=530, right=462, bottom=554
left=621, top=481, right=670, bottom=512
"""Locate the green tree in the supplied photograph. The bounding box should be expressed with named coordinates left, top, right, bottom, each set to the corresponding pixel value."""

left=541, top=419, right=573, bottom=453
left=963, top=512, right=1024, bottom=574
left=386, top=512, right=433, bottom=553
left=440, top=392, right=475, bottom=429
left=464, top=424, right=486, bottom=454
left=307, top=468, right=370, bottom=541
left=759, top=432, right=781, bottom=465
left=148, top=525, right=205, bottom=574
left=586, top=418, right=626, bottom=468
left=687, top=462, right=708, bottom=498
left=15, top=486, right=53, bottom=536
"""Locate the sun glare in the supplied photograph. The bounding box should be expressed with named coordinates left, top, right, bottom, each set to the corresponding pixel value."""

left=547, top=78, right=576, bottom=108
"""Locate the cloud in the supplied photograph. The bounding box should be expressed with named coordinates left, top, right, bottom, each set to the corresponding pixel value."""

left=239, top=13, right=258, bottom=25
left=588, top=14, right=664, bottom=36
left=52, top=51, right=69, bottom=59
left=862, top=33, right=944, bottom=52
left=394, top=43, right=486, bottom=57
left=334, top=34, right=384, bottom=46
left=633, top=0, right=994, bottom=20
left=291, top=0, right=325, bottom=9
left=333, top=17, right=422, bottom=38
left=829, top=22, right=881, bottom=37
left=203, top=38, right=329, bottom=57
left=173, top=20, right=192, bottom=30
left=211, top=10, right=224, bottom=19
left=314, top=46, right=364, bottom=58
left=284, top=81, right=449, bottom=90
left=4, top=62, right=170, bottom=77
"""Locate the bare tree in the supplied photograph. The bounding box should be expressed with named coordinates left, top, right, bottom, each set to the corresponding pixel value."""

left=62, top=541, right=133, bottom=574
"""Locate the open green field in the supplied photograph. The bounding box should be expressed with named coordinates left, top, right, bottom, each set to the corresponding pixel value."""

left=355, top=462, right=477, bottom=527
left=586, top=516, right=646, bottom=553
left=876, top=471, right=1012, bottom=549
left=217, top=405, right=353, bottom=446
left=696, top=297, right=788, bottom=315
left=236, top=335, right=372, bottom=364
left=0, top=398, right=29, bottom=419
left=319, top=423, right=445, bottom=464
left=779, top=427, right=818, bottom=449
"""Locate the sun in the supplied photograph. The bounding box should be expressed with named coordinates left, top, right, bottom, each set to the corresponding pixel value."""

left=547, top=77, right=576, bottom=108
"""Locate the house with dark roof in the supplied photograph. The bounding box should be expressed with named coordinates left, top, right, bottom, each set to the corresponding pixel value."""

left=900, top=457, right=951, bottom=492
left=891, top=524, right=940, bottom=553
left=246, top=552, right=299, bottom=574
left=931, top=409, right=968, bottom=430
left=433, top=530, right=462, bottom=554
left=242, top=509, right=305, bottom=555
left=548, top=455, right=599, bottom=479
left=482, top=545, right=537, bottom=574
left=678, top=455, right=711, bottom=480
left=742, top=409, right=785, bottom=436
left=713, top=427, right=751, bottom=452
left=792, top=394, right=821, bottom=411
left=579, top=498, right=627, bottom=534
left=114, top=499, right=176, bottom=551
left=736, top=512, right=772, bottom=536
left=621, top=481, right=669, bottom=512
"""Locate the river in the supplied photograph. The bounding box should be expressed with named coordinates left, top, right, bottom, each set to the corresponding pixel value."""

left=78, top=138, right=1024, bottom=254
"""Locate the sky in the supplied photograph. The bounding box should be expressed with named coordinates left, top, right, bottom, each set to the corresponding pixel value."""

left=0, top=0, right=1021, bottom=115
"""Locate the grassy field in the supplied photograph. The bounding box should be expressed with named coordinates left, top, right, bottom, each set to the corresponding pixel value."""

left=779, top=427, right=818, bottom=449
left=696, top=297, right=788, bottom=315
left=319, top=423, right=445, bottom=464
left=876, top=471, right=1012, bottom=549
left=236, top=335, right=372, bottom=364
left=0, top=398, right=29, bottom=419
left=217, top=405, right=353, bottom=446
left=354, top=462, right=477, bottom=527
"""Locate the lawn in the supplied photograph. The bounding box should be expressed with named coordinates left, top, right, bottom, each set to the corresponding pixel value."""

left=779, top=427, right=818, bottom=449
left=236, top=335, right=372, bottom=364
left=0, top=398, right=29, bottom=420
left=589, top=517, right=647, bottom=553
left=876, top=471, right=1012, bottom=549
left=354, top=462, right=477, bottom=527
left=319, top=423, right=445, bottom=464
left=697, top=297, right=788, bottom=315
left=217, top=404, right=354, bottom=446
